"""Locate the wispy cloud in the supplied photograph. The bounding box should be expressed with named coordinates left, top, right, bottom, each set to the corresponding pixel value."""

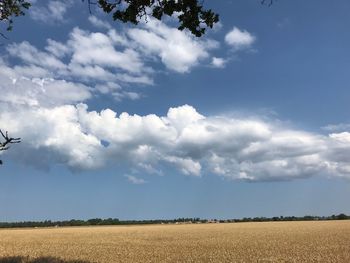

left=29, top=0, right=73, bottom=24
left=88, top=15, right=112, bottom=30
left=322, top=123, right=350, bottom=132
left=277, top=17, right=291, bottom=28
left=125, top=175, right=147, bottom=185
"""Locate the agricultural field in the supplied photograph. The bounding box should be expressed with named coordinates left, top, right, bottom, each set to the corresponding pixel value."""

left=0, top=220, right=350, bottom=262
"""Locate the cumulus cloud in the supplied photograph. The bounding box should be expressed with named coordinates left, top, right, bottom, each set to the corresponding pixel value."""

left=225, top=27, right=256, bottom=50
left=68, top=27, right=147, bottom=75
left=0, top=60, right=91, bottom=107
left=5, top=29, right=149, bottom=102
left=5, top=17, right=221, bottom=103
left=127, top=19, right=219, bottom=73
left=10, top=18, right=220, bottom=78
left=2, top=89, right=350, bottom=181
left=0, top=105, right=104, bottom=170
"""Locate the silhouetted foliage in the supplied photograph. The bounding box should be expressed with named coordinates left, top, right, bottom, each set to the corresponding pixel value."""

left=0, top=0, right=31, bottom=33
left=334, top=213, right=348, bottom=220
left=1, top=0, right=218, bottom=37
left=94, top=0, right=219, bottom=37
left=0, top=129, right=21, bottom=165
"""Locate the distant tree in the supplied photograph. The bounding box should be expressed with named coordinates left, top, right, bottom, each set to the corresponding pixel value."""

left=0, top=129, right=21, bottom=165
left=336, top=213, right=349, bottom=220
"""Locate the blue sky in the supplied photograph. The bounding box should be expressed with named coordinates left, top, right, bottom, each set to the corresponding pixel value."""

left=1, top=0, right=350, bottom=221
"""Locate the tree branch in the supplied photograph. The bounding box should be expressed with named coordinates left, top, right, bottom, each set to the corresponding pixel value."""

left=0, top=129, right=21, bottom=165
left=261, top=0, right=274, bottom=7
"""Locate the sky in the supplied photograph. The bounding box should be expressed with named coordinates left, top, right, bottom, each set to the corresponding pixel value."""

left=1, top=0, right=350, bottom=221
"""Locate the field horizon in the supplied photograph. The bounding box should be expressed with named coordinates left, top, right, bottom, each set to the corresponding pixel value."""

left=1, top=212, right=349, bottom=227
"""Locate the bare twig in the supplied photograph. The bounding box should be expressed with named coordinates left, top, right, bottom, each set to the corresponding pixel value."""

left=261, top=0, right=274, bottom=7
left=0, top=129, right=21, bottom=165
left=82, top=0, right=97, bottom=14
left=0, top=32, right=9, bottom=40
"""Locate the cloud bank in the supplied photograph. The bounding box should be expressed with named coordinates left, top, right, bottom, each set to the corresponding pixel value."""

left=2, top=91, right=350, bottom=181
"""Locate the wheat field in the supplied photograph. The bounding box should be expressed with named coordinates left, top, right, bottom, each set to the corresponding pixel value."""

left=0, top=221, right=349, bottom=262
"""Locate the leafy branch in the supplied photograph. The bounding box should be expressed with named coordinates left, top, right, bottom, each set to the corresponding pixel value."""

left=0, top=0, right=31, bottom=31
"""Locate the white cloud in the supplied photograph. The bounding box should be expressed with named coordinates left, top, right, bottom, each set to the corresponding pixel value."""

left=7, top=41, right=67, bottom=71
left=0, top=61, right=49, bottom=79
left=125, top=175, right=147, bottom=185
left=114, top=91, right=141, bottom=101
left=5, top=18, right=223, bottom=104
left=45, top=39, right=70, bottom=58
left=9, top=20, right=215, bottom=82
left=322, top=123, right=350, bottom=132
left=0, top=105, right=104, bottom=170
left=212, top=21, right=223, bottom=32
left=115, top=73, right=153, bottom=85
left=2, top=93, right=350, bottom=181
left=5, top=28, right=152, bottom=99
left=30, top=0, right=73, bottom=24
left=166, top=104, right=204, bottom=131
left=164, top=156, right=202, bottom=176
left=0, top=61, right=91, bottom=107
left=68, top=27, right=145, bottom=74
left=211, top=57, right=227, bottom=68
left=96, top=82, right=141, bottom=101
left=88, top=15, right=112, bottom=30
left=127, top=19, right=219, bottom=73
left=225, top=27, right=256, bottom=50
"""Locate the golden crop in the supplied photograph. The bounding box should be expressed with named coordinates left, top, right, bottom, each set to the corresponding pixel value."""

left=0, top=220, right=349, bottom=262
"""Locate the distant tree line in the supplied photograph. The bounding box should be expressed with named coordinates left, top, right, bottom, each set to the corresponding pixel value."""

left=231, top=213, right=350, bottom=223
left=0, top=217, right=202, bottom=228
left=0, top=214, right=349, bottom=228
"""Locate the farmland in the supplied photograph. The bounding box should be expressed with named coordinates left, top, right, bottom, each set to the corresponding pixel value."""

left=0, top=220, right=350, bottom=262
